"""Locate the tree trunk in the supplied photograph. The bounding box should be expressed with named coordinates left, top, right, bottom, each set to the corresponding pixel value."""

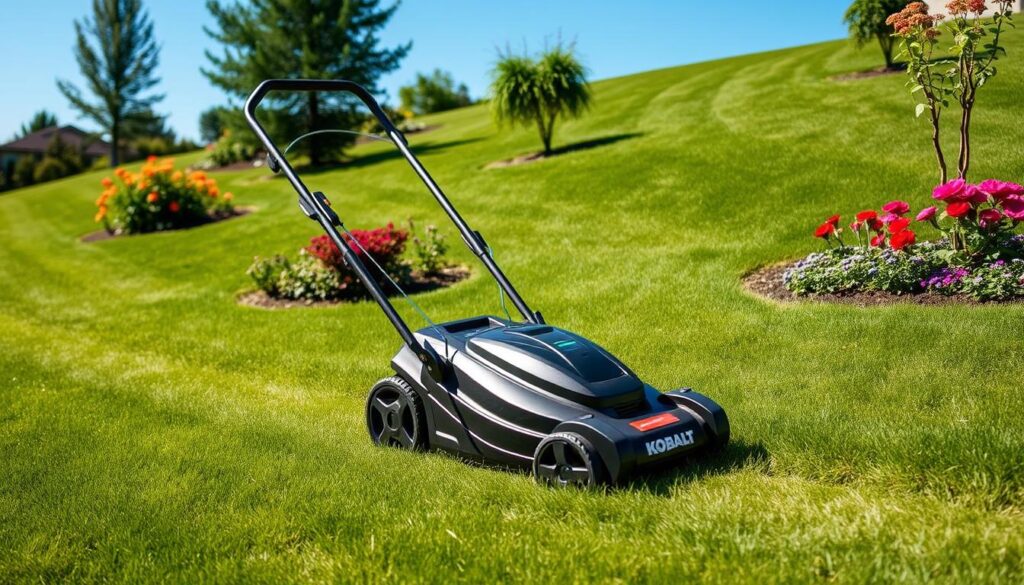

left=878, top=34, right=894, bottom=69
left=536, top=115, right=551, bottom=155
left=958, top=103, right=972, bottom=180
left=928, top=105, right=947, bottom=184
left=308, top=92, right=321, bottom=167
left=110, top=120, right=120, bottom=167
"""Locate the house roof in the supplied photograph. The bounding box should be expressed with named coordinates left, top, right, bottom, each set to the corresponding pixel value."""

left=0, top=125, right=110, bottom=158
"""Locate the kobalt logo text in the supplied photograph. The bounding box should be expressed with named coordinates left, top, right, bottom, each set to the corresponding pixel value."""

left=645, top=430, right=695, bottom=456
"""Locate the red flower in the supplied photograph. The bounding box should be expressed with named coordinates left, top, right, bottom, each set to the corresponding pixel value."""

left=826, top=214, right=841, bottom=226
left=881, top=200, right=910, bottom=215
left=947, top=201, right=971, bottom=218
left=169, top=201, right=181, bottom=213
left=855, top=210, right=878, bottom=222
left=888, top=217, right=910, bottom=234
left=979, top=208, right=1003, bottom=229
left=870, top=233, right=886, bottom=248
left=868, top=218, right=884, bottom=232
left=850, top=221, right=862, bottom=231
left=814, top=222, right=836, bottom=238
left=890, top=229, right=916, bottom=251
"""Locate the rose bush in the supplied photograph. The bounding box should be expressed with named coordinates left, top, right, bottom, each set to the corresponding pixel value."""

left=787, top=178, right=1024, bottom=300
left=95, top=156, right=235, bottom=234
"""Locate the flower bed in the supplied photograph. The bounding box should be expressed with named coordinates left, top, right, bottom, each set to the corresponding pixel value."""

left=243, top=222, right=468, bottom=306
left=772, top=179, right=1024, bottom=303
left=94, top=156, right=236, bottom=235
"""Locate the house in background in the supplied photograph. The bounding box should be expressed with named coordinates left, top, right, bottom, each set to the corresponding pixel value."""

left=0, top=125, right=110, bottom=181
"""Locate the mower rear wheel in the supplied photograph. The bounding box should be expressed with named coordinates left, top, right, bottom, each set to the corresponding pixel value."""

left=532, top=432, right=605, bottom=488
left=366, top=376, right=427, bottom=451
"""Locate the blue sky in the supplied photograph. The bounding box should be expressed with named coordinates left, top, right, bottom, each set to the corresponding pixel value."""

left=0, top=0, right=853, bottom=142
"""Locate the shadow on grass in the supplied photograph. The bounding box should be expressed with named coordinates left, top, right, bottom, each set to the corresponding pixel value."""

left=485, top=132, right=644, bottom=169
left=291, top=137, right=485, bottom=176
left=616, top=439, right=771, bottom=497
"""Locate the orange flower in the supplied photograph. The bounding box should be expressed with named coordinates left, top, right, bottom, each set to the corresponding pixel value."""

left=172, top=170, right=184, bottom=182
left=94, top=206, right=107, bottom=222
left=137, top=179, right=148, bottom=191
left=146, top=154, right=158, bottom=163
left=95, top=193, right=109, bottom=206
left=143, top=167, right=155, bottom=178
left=101, top=177, right=113, bottom=188
left=169, top=201, right=181, bottom=213
left=223, top=192, right=234, bottom=201
left=147, top=191, right=159, bottom=203
left=208, top=186, right=219, bottom=198
left=189, top=170, right=207, bottom=182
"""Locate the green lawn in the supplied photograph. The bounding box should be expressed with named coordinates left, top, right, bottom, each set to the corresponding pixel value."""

left=3, top=31, right=1024, bottom=583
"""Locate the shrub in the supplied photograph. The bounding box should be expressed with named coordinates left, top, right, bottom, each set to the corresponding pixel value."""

left=398, top=69, right=472, bottom=115
left=13, top=157, right=37, bottom=187
left=247, top=223, right=456, bottom=302
left=407, top=220, right=450, bottom=274
left=95, top=156, right=235, bottom=234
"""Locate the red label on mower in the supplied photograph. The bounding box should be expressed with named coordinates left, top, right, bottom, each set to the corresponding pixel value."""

left=629, top=412, right=679, bottom=432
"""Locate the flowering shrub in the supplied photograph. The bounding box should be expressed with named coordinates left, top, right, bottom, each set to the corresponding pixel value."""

left=248, top=224, right=430, bottom=301
left=407, top=219, right=450, bottom=275
left=887, top=1, right=1015, bottom=182
left=95, top=156, right=235, bottom=234
left=790, top=179, right=1024, bottom=300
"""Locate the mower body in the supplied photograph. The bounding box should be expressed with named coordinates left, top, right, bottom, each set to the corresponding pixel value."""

left=391, top=316, right=729, bottom=483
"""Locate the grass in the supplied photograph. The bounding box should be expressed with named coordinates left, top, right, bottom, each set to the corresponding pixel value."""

left=3, top=31, right=1024, bottom=583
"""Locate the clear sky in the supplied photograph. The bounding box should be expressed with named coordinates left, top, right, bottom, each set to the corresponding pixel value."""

left=0, top=0, right=853, bottom=143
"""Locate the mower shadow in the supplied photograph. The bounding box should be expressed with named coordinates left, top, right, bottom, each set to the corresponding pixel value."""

left=293, top=137, right=484, bottom=176
left=615, top=439, right=771, bottom=496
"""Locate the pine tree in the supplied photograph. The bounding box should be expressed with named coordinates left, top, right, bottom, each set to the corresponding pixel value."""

left=18, top=111, right=59, bottom=138
left=57, top=0, right=164, bottom=166
left=203, top=0, right=410, bottom=167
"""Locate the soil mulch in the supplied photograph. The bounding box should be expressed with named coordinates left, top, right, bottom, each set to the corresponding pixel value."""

left=484, top=152, right=548, bottom=170
left=80, top=207, right=255, bottom=243
left=238, top=265, right=471, bottom=309
left=743, top=263, right=1022, bottom=307
left=830, top=64, right=907, bottom=82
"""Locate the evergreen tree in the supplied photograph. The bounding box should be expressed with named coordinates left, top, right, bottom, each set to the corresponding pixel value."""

left=17, top=111, right=59, bottom=138
left=398, top=69, right=472, bottom=116
left=203, top=0, right=410, bottom=166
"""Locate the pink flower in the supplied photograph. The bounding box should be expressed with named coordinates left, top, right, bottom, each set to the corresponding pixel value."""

left=881, top=212, right=900, bottom=225
left=882, top=200, right=911, bottom=215
left=1002, top=196, right=1024, bottom=221
left=915, top=206, right=937, bottom=222
left=977, top=179, right=1024, bottom=201
left=932, top=179, right=967, bottom=201
left=963, top=183, right=987, bottom=204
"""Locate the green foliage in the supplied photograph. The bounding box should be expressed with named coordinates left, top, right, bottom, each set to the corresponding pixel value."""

left=247, top=253, right=345, bottom=301
left=12, top=156, right=37, bottom=187
left=407, top=220, right=449, bottom=274
left=28, top=133, right=86, bottom=185
left=203, top=131, right=260, bottom=168
left=203, top=0, right=409, bottom=166
left=491, top=45, right=591, bottom=154
left=844, top=0, right=905, bottom=67
left=198, top=106, right=229, bottom=144
left=398, top=69, right=472, bottom=116
left=17, top=110, right=58, bottom=138
left=57, top=0, right=164, bottom=166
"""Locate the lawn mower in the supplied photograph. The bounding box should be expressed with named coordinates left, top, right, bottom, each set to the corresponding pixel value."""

left=244, top=79, right=729, bottom=486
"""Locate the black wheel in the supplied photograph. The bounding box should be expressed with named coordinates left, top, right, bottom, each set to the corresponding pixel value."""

left=365, top=376, right=427, bottom=450
left=532, top=432, right=605, bottom=488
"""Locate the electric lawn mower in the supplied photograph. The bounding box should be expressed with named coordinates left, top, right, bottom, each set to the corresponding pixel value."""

left=244, top=79, right=729, bottom=487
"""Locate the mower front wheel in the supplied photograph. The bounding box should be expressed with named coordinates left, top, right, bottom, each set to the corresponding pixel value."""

left=532, top=432, right=605, bottom=488
left=365, top=376, right=427, bottom=451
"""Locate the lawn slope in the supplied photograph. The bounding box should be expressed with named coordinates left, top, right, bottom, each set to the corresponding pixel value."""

left=2, top=32, right=1024, bottom=583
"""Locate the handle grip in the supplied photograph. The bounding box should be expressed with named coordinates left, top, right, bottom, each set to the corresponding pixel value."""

left=244, top=78, right=402, bottom=138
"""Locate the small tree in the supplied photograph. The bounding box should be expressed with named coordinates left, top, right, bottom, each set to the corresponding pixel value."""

left=844, top=0, right=908, bottom=68
left=398, top=69, right=472, bottom=115
left=17, top=111, right=59, bottom=138
left=887, top=1, right=1015, bottom=182
left=491, top=45, right=591, bottom=155
left=57, top=0, right=164, bottom=166
left=204, top=0, right=409, bottom=167
left=198, top=106, right=229, bottom=144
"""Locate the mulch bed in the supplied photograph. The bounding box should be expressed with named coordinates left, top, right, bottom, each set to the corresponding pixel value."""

left=484, top=152, right=548, bottom=170
left=830, top=64, right=906, bottom=82
left=80, top=207, right=255, bottom=243
left=743, top=263, right=1022, bottom=307
left=238, top=265, right=471, bottom=309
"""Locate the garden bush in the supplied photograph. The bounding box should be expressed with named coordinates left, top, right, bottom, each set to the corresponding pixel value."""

left=787, top=179, right=1024, bottom=300
left=95, top=156, right=235, bottom=234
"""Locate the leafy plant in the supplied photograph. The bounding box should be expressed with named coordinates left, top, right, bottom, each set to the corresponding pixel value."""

left=95, top=157, right=235, bottom=234
left=399, top=69, right=472, bottom=116
left=491, top=44, right=592, bottom=155
left=407, top=220, right=450, bottom=274
left=887, top=1, right=1015, bottom=182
